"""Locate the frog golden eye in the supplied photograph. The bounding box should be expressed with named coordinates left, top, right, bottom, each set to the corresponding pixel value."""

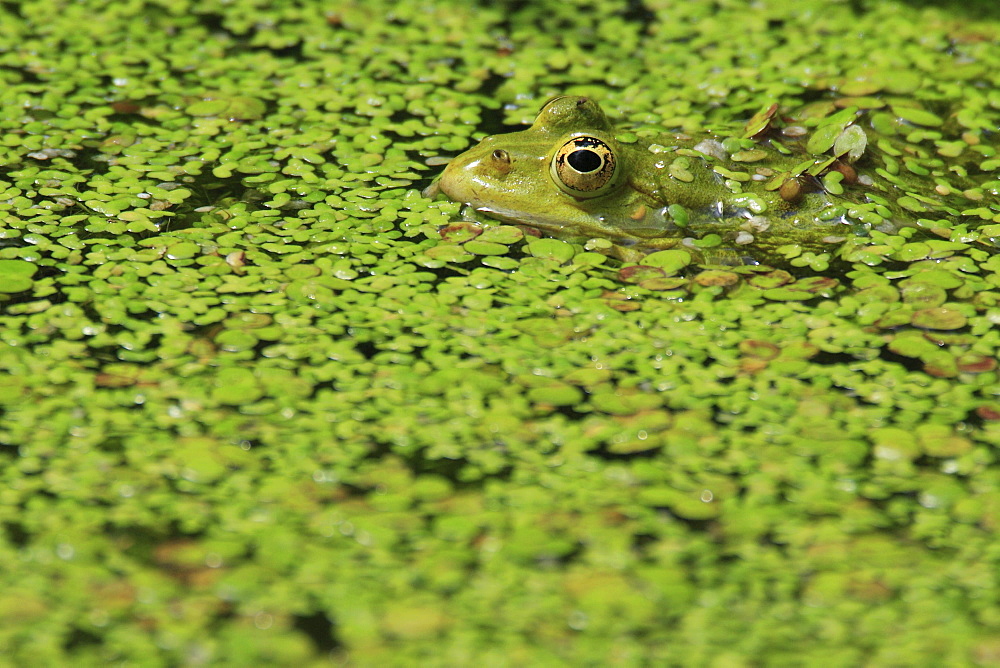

left=551, top=136, right=617, bottom=197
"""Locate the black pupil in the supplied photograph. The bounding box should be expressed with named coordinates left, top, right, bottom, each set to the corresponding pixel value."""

left=567, top=149, right=602, bottom=173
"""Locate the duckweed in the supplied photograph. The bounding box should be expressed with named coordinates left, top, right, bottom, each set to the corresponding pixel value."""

left=1, top=0, right=1000, bottom=666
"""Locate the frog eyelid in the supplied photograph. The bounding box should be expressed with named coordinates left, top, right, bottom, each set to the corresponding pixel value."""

left=550, top=135, right=617, bottom=198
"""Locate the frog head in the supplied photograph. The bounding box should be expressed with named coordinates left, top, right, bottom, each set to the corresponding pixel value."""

left=431, top=96, right=653, bottom=239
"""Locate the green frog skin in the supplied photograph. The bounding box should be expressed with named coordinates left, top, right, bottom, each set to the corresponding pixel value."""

left=427, top=96, right=999, bottom=264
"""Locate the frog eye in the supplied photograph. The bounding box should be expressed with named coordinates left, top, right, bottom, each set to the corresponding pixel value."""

left=550, top=136, right=617, bottom=197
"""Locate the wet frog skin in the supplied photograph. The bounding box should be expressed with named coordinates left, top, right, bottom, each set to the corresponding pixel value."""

left=428, top=96, right=999, bottom=264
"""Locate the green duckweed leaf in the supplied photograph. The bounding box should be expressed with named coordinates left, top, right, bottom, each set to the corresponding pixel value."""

left=0, top=259, right=37, bottom=293
left=894, top=106, right=945, bottom=127
left=527, top=238, right=575, bottom=263
left=641, top=250, right=692, bottom=273
left=910, top=307, right=967, bottom=330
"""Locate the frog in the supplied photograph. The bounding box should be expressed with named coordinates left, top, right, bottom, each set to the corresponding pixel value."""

left=425, top=95, right=999, bottom=265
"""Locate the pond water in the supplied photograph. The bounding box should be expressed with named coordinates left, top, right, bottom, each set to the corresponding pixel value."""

left=0, top=0, right=998, bottom=664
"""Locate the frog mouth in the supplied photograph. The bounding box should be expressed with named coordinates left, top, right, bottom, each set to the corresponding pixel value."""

left=459, top=200, right=571, bottom=233
left=461, top=201, right=556, bottom=230
left=434, top=171, right=483, bottom=208
left=423, top=173, right=489, bottom=212
left=430, top=167, right=620, bottom=237
left=424, top=175, right=523, bottom=226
